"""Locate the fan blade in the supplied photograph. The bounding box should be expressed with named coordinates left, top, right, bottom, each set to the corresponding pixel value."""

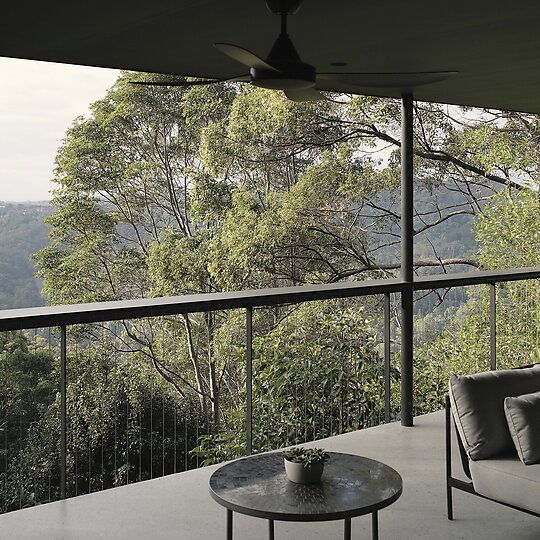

left=129, top=75, right=250, bottom=87
left=317, top=71, right=458, bottom=88
left=214, top=43, right=278, bottom=71
left=284, top=88, right=325, bottom=102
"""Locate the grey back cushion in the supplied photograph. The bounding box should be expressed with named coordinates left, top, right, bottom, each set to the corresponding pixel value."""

left=504, top=391, right=540, bottom=465
left=449, top=365, right=540, bottom=460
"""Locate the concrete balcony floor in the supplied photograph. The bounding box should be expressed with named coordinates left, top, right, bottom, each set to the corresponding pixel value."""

left=0, top=411, right=538, bottom=540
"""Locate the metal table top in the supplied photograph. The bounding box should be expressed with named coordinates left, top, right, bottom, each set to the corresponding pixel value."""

left=209, top=452, right=402, bottom=522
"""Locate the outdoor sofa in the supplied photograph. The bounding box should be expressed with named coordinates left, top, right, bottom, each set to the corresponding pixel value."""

left=446, top=364, right=540, bottom=519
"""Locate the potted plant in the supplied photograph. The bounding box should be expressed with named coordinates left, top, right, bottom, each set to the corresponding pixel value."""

left=283, top=446, right=329, bottom=484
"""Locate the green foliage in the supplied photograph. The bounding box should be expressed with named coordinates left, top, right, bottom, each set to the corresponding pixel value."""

left=148, top=230, right=213, bottom=296
left=283, top=446, right=328, bottom=465
left=193, top=300, right=391, bottom=464
left=415, top=187, right=540, bottom=415
left=19, top=69, right=540, bottom=514
left=0, top=332, right=56, bottom=510
left=0, top=330, right=207, bottom=512
left=189, top=172, right=232, bottom=227
left=34, top=72, right=236, bottom=306
left=476, top=188, right=540, bottom=269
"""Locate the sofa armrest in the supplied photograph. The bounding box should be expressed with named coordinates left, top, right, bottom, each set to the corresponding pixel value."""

left=446, top=394, right=471, bottom=480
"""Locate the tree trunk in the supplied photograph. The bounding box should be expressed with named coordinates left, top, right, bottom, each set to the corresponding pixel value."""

left=206, top=312, right=220, bottom=428
left=182, top=314, right=207, bottom=417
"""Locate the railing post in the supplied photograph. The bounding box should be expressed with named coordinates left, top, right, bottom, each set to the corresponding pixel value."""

left=400, top=93, right=414, bottom=427
left=384, top=293, right=391, bottom=423
left=490, top=283, right=497, bottom=370
left=246, top=307, right=253, bottom=456
left=60, top=324, right=67, bottom=499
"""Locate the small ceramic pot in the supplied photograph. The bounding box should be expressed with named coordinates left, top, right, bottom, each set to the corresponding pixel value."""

left=284, top=457, right=324, bottom=484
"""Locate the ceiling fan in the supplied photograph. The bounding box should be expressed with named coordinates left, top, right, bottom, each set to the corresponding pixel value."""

left=132, top=0, right=457, bottom=102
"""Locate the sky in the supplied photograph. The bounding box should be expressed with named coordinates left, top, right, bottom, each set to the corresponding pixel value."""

left=0, top=57, right=119, bottom=201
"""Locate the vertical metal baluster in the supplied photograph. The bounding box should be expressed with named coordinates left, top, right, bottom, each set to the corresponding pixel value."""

left=74, top=335, right=79, bottom=496
left=330, top=365, right=334, bottom=436
left=4, top=412, right=8, bottom=511
left=101, top=326, right=105, bottom=491
left=162, top=396, right=165, bottom=477
left=535, top=279, right=539, bottom=355
left=351, top=343, right=355, bottom=429
left=126, top=397, right=129, bottom=485
left=195, top=415, right=200, bottom=469
left=295, top=376, right=299, bottom=443
left=88, top=433, right=91, bottom=494
left=490, top=283, right=497, bottom=371
left=285, top=408, right=290, bottom=447
left=74, top=445, right=78, bottom=497
left=321, top=369, right=325, bottom=439
left=19, top=416, right=22, bottom=509
left=60, top=324, right=67, bottom=499
left=184, top=419, right=188, bottom=471
left=114, top=327, right=118, bottom=485
left=114, top=401, right=117, bottom=485
left=195, top=416, right=199, bottom=468
left=340, top=351, right=344, bottom=434
left=139, top=407, right=142, bottom=483
left=173, top=404, right=177, bottom=474
left=101, top=420, right=104, bottom=491
left=150, top=390, right=153, bottom=479
left=358, top=346, right=363, bottom=429
left=246, top=307, right=253, bottom=456
left=266, top=392, right=270, bottom=451
left=304, top=358, right=307, bottom=442
left=384, top=293, right=391, bottom=424
left=206, top=397, right=210, bottom=439
left=313, top=376, right=316, bottom=441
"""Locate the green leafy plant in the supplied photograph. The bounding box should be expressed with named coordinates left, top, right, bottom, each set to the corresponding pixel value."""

left=283, top=446, right=329, bottom=467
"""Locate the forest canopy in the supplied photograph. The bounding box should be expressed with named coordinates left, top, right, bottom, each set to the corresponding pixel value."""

left=2, top=72, right=540, bottom=512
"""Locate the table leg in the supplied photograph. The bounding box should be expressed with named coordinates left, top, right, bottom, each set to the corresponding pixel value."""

left=344, top=517, right=351, bottom=540
left=268, top=519, right=275, bottom=540
left=372, top=511, right=378, bottom=540
left=227, top=509, right=233, bottom=540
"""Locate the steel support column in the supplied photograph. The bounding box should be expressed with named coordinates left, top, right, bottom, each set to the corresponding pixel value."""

left=400, top=93, right=414, bottom=427
left=60, top=324, right=67, bottom=499
left=489, top=283, right=496, bottom=370
left=246, top=307, right=253, bottom=455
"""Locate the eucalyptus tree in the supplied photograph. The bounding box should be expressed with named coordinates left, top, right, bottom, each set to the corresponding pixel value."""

left=36, top=72, right=239, bottom=424
left=36, top=70, right=540, bottom=441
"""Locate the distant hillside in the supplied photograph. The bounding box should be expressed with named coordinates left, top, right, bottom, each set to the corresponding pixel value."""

left=0, top=202, right=53, bottom=309
left=366, top=181, right=479, bottom=270
left=0, top=187, right=479, bottom=312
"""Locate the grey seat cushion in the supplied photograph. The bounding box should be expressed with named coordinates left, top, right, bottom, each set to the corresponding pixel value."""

left=449, top=365, right=540, bottom=460
left=505, top=391, right=540, bottom=465
left=470, top=454, right=540, bottom=515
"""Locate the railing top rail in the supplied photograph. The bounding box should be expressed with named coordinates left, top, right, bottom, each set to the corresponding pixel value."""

left=0, top=278, right=405, bottom=331
left=1, top=266, right=539, bottom=331
left=413, top=266, right=540, bottom=290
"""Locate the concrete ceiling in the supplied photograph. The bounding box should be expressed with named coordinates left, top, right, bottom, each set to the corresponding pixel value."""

left=1, top=0, right=539, bottom=112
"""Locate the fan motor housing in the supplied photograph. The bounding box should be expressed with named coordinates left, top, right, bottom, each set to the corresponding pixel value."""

left=266, top=0, right=302, bottom=15
left=250, top=64, right=315, bottom=90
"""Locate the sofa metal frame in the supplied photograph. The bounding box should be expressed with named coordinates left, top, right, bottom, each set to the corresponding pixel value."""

left=445, top=394, right=540, bottom=520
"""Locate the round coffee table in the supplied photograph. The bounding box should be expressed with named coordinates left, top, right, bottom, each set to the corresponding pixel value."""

left=209, top=451, right=402, bottom=540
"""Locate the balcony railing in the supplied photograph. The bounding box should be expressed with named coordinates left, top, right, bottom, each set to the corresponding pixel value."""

left=0, top=266, right=539, bottom=511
